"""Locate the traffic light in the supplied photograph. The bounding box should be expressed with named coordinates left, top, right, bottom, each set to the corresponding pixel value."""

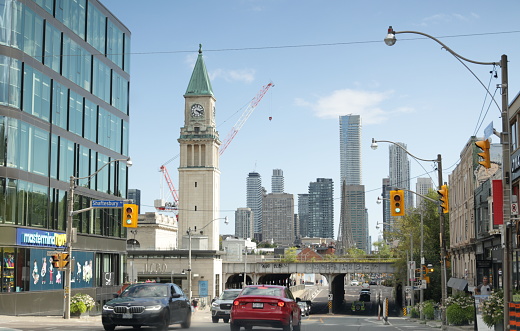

left=427, top=264, right=434, bottom=273
left=475, top=139, right=491, bottom=168
left=60, top=253, right=69, bottom=268
left=421, top=265, right=427, bottom=275
left=389, top=190, right=405, bottom=216
left=123, top=204, right=138, bottom=228
left=51, top=254, right=61, bottom=268
left=437, top=184, right=449, bottom=213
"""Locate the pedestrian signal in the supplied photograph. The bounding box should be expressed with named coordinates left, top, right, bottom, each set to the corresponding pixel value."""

left=123, top=204, right=138, bottom=228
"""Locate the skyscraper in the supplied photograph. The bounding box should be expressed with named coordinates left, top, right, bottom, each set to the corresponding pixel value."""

left=271, top=169, right=284, bottom=193
left=338, top=115, right=367, bottom=252
left=235, top=208, right=254, bottom=239
left=262, top=193, right=295, bottom=245
left=416, top=178, right=433, bottom=207
left=247, top=172, right=264, bottom=241
left=339, top=115, right=361, bottom=185
left=0, top=0, right=130, bottom=314
left=389, top=143, right=413, bottom=210
left=308, top=178, right=334, bottom=239
left=298, top=194, right=310, bottom=238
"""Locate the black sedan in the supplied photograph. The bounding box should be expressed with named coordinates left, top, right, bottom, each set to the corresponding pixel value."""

left=102, top=282, right=191, bottom=330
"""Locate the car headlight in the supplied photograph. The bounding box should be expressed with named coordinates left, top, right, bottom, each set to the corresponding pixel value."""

left=212, top=302, right=219, bottom=308
left=145, top=305, right=163, bottom=311
left=102, top=305, right=114, bottom=311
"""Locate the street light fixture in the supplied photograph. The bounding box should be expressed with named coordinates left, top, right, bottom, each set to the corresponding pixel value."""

left=384, top=26, right=510, bottom=329
left=372, top=138, right=446, bottom=326
left=64, top=157, right=132, bottom=319
left=186, top=216, right=229, bottom=303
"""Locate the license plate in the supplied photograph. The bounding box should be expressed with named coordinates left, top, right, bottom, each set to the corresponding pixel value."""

left=122, top=313, right=132, bottom=319
left=252, top=303, right=263, bottom=309
left=223, top=310, right=230, bottom=314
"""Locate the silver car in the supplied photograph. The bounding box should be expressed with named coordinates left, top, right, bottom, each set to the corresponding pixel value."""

left=211, top=288, right=242, bottom=323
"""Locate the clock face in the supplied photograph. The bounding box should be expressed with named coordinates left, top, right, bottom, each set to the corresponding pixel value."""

left=191, top=104, right=204, bottom=117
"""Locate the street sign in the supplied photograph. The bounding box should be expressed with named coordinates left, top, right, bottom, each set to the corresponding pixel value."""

left=484, top=121, right=493, bottom=140
left=512, top=202, right=518, bottom=216
left=91, top=200, right=124, bottom=208
left=328, top=293, right=333, bottom=300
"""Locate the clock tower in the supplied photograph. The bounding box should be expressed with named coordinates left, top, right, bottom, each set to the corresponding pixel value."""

left=178, top=45, right=221, bottom=251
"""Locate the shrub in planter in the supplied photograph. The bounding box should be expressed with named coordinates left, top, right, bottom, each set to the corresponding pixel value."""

left=423, top=301, right=435, bottom=320
left=446, top=304, right=473, bottom=325
left=70, top=293, right=96, bottom=314
left=410, top=306, right=419, bottom=318
left=480, top=290, right=503, bottom=328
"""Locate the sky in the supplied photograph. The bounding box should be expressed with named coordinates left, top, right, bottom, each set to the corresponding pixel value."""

left=101, top=0, right=520, bottom=246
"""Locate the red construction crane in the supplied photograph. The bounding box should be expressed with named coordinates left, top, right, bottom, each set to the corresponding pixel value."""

left=155, top=82, right=274, bottom=213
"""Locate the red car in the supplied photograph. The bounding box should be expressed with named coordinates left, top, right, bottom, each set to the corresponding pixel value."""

left=230, top=285, right=301, bottom=331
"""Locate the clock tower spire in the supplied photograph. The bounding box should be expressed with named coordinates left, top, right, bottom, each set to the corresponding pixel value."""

left=178, top=45, right=221, bottom=251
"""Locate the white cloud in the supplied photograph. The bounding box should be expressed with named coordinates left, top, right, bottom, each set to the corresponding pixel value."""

left=419, top=12, right=479, bottom=26
left=296, top=89, right=412, bottom=125
left=210, top=68, right=256, bottom=83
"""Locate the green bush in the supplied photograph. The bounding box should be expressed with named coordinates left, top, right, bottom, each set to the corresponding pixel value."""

left=410, top=306, right=419, bottom=318
left=423, top=301, right=435, bottom=320
left=447, top=303, right=474, bottom=326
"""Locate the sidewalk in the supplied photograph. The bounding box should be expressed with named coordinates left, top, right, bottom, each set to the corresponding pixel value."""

left=407, top=317, right=476, bottom=331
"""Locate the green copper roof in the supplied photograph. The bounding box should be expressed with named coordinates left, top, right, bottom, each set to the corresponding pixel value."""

left=185, top=44, right=214, bottom=96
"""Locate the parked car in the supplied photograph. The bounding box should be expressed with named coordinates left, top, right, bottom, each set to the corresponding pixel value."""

left=297, top=301, right=310, bottom=316
left=102, top=282, right=191, bottom=331
left=211, top=288, right=242, bottom=323
left=230, top=285, right=301, bottom=331
left=350, top=280, right=360, bottom=286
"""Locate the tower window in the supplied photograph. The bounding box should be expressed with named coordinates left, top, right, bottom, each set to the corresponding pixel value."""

left=195, top=206, right=197, bottom=211
left=195, top=182, right=197, bottom=187
left=194, top=127, right=200, bottom=133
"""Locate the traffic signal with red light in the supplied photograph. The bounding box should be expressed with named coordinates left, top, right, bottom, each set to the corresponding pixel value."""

left=389, top=190, right=405, bottom=216
left=475, top=139, right=491, bottom=169
left=437, top=185, right=449, bottom=213
left=123, top=204, right=138, bottom=228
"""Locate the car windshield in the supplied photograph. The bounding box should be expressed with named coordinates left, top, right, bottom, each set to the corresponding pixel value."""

left=241, top=286, right=283, bottom=297
left=121, top=285, right=168, bottom=298
left=220, top=291, right=241, bottom=300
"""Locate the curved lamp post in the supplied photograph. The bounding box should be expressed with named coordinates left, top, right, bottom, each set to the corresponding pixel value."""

left=186, top=216, right=229, bottom=303
left=372, top=138, right=445, bottom=325
left=65, top=157, right=132, bottom=319
left=384, top=26, right=510, bottom=329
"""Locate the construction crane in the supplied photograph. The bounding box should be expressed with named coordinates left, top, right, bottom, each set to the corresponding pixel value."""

left=154, top=82, right=274, bottom=213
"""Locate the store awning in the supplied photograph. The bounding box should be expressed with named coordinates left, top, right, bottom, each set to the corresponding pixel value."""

left=447, top=277, right=468, bottom=291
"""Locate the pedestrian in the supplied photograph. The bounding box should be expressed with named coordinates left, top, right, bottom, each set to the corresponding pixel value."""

left=475, top=276, right=493, bottom=295
left=192, top=298, right=198, bottom=313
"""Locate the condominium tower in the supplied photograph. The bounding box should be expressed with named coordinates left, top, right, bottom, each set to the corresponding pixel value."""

left=308, top=178, right=334, bottom=239
left=389, top=143, right=413, bottom=210
left=272, top=169, right=284, bottom=193
left=247, top=172, right=264, bottom=241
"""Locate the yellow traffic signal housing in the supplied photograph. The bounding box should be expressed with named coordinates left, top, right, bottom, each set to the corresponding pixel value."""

left=60, top=253, right=70, bottom=268
left=389, top=190, right=405, bottom=216
left=437, top=185, right=449, bottom=213
left=51, top=254, right=61, bottom=268
left=475, top=139, right=491, bottom=168
left=123, top=204, right=138, bottom=228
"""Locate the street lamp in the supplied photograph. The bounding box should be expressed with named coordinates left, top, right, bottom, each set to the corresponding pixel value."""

left=372, top=138, right=446, bottom=326
left=384, top=26, right=510, bottom=329
left=186, top=216, right=229, bottom=303
left=64, top=157, right=132, bottom=319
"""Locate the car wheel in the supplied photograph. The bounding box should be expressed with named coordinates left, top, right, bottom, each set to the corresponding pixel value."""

left=156, top=310, right=169, bottom=331
left=283, top=316, right=293, bottom=331
left=223, top=318, right=230, bottom=323
left=245, top=327, right=253, bottom=331
left=181, top=310, right=192, bottom=329
left=212, top=317, right=219, bottom=323
left=103, top=325, right=116, bottom=331
left=294, top=316, right=301, bottom=331
left=230, top=323, right=240, bottom=331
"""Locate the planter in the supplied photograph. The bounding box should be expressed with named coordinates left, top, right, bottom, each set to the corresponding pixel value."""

left=494, top=323, right=504, bottom=331
left=71, top=311, right=90, bottom=319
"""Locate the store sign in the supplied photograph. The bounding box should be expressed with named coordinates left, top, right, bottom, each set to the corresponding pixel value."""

left=16, top=229, right=66, bottom=248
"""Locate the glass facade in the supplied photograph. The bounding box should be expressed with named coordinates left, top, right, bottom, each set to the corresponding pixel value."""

left=0, top=0, right=131, bottom=311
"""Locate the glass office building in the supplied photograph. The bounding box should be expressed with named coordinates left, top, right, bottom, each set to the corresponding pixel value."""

left=0, top=0, right=130, bottom=315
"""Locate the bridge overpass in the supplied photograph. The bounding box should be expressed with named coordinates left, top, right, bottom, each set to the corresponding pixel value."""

left=223, top=258, right=396, bottom=313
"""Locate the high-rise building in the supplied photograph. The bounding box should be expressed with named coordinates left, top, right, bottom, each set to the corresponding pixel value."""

left=338, top=115, right=367, bottom=253
left=247, top=172, right=263, bottom=241
left=235, top=208, right=254, bottom=239
left=308, top=178, right=334, bottom=239
left=339, top=115, right=361, bottom=185
left=262, top=193, right=294, bottom=245
left=298, top=194, right=310, bottom=238
left=128, top=189, right=141, bottom=210
left=0, top=0, right=130, bottom=314
left=271, top=169, right=284, bottom=193
left=416, top=178, right=433, bottom=207
left=381, top=178, right=391, bottom=237
left=389, top=143, right=413, bottom=210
